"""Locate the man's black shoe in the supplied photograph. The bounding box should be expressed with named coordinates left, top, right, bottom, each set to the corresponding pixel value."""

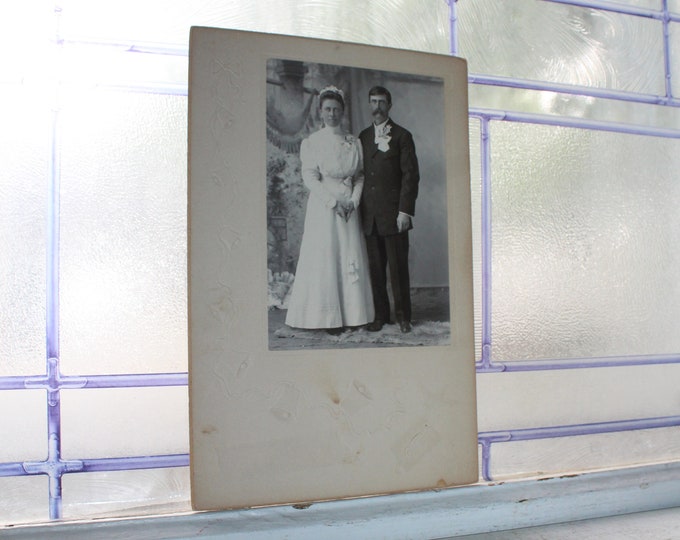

left=366, top=320, right=384, bottom=332
left=399, top=321, right=411, bottom=333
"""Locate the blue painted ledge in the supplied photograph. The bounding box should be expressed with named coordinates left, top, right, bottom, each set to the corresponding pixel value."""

left=3, top=461, right=680, bottom=539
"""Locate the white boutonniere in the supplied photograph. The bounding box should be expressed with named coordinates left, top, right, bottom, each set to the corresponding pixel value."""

left=376, top=124, right=392, bottom=152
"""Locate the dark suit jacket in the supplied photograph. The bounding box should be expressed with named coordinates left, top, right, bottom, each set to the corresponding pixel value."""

left=359, top=120, right=420, bottom=236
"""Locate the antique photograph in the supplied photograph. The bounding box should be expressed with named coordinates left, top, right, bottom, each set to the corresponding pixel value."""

left=189, top=27, right=476, bottom=511
left=267, top=60, right=450, bottom=350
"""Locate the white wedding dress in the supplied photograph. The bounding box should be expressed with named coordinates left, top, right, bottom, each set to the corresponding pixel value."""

left=285, top=126, right=374, bottom=329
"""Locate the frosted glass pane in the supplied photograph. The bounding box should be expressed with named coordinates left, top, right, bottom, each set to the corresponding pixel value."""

left=57, top=0, right=449, bottom=54
left=0, top=87, right=48, bottom=376
left=62, top=468, right=190, bottom=520
left=458, top=0, right=665, bottom=94
left=60, top=387, right=188, bottom=459
left=477, top=365, right=680, bottom=432
left=0, top=476, right=48, bottom=527
left=59, top=91, right=187, bottom=375
left=490, top=427, right=680, bottom=480
left=0, top=391, right=46, bottom=462
left=490, top=123, right=680, bottom=361
left=0, top=4, right=53, bottom=84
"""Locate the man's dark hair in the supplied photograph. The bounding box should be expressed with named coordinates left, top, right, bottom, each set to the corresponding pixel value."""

left=368, top=85, right=392, bottom=105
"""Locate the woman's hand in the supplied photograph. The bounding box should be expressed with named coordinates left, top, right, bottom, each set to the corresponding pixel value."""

left=345, top=201, right=356, bottom=221
left=342, top=201, right=355, bottom=222
left=334, top=201, right=348, bottom=220
left=334, top=200, right=355, bottom=222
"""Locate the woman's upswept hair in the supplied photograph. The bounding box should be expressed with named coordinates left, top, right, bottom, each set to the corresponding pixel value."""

left=318, top=85, right=345, bottom=109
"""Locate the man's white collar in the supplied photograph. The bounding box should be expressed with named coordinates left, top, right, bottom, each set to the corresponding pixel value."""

left=373, top=119, right=390, bottom=134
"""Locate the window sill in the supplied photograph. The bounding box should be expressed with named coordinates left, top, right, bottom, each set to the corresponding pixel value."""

left=3, top=461, right=680, bottom=539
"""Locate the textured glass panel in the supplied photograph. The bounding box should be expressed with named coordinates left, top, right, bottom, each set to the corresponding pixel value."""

left=61, top=468, right=190, bottom=520
left=0, top=86, right=48, bottom=376
left=60, top=387, right=188, bottom=459
left=1, top=4, right=53, bottom=84
left=670, top=0, right=680, bottom=13
left=0, top=391, right=47, bottom=462
left=490, top=123, right=680, bottom=361
left=57, top=0, right=449, bottom=54
left=477, top=365, right=680, bottom=431
left=59, top=90, right=187, bottom=375
left=458, top=0, right=665, bottom=94
left=0, top=476, right=49, bottom=526
left=490, top=427, right=680, bottom=480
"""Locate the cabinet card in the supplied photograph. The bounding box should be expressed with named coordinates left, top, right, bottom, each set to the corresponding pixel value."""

left=189, top=26, right=477, bottom=510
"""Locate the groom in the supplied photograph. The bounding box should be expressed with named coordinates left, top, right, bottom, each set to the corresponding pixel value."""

left=359, top=86, right=420, bottom=333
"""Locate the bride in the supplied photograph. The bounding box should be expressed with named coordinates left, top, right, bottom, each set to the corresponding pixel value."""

left=285, top=86, right=374, bottom=334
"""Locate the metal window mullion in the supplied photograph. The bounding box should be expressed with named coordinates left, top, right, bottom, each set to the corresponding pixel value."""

left=479, top=414, right=680, bottom=480
left=470, top=107, right=680, bottom=138
left=0, top=372, right=188, bottom=391
left=448, top=0, right=459, bottom=56
left=79, top=454, right=189, bottom=473
left=45, top=86, right=64, bottom=520
left=542, top=0, right=664, bottom=20
left=478, top=117, right=499, bottom=371
left=663, top=0, right=674, bottom=102
left=496, top=353, right=680, bottom=371
left=468, top=73, right=680, bottom=107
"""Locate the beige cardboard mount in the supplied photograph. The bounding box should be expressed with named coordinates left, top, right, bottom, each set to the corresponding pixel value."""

left=188, top=26, right=477, bottom=511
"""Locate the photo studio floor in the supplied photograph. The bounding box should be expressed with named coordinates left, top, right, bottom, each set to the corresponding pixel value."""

left=268, top=287, right=452, bottom=350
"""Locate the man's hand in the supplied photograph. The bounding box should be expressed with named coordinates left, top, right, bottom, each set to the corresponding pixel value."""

left=396, top=212, right=411, bottom=233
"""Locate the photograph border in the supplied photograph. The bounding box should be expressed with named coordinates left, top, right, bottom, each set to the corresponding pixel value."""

left=188, top=27, right=477, bottom=511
